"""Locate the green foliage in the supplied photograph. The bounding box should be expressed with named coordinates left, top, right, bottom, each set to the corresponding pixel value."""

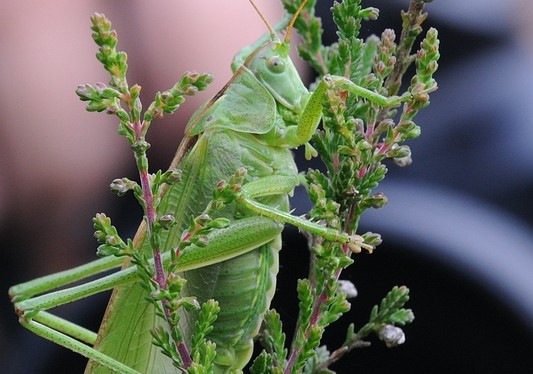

left=342, top=286, right=415, bottom=351
left=143, top=72, right=213, bottom=124
left=250, top=351, right=277, bottom=374
left=151, top=327, right=185, bottom=368
left=188, top=300, right=220, bottom=371
left=367, top=286, right=415, bottom=330
left=303, top=346, right=334, bottom=374
left=92, top=213, right=132, bottom=257
left=256, top=0, right=439, bottom=371
left=260, top=310, right=288, bottom=368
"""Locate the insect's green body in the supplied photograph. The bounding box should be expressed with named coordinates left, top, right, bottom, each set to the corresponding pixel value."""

left=88, top=40, right=308, bottom=373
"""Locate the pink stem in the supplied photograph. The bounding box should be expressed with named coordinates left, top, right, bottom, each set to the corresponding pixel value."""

left=133, top=120, right=191, bottom=367
left=285, top=206, right=357, bottom=373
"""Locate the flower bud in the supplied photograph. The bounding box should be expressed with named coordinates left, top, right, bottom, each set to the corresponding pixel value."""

left=195, top=214, right=211, bottom=227
left=76, top=84, right=93, bottom=100
left=165, top=169, right=182, bottom=184
left=130, top=84, right=141, bottom=100
left=183, top=85, right=198, bottom=96
left=110, top=178, right=129, bottom=196
left=131, top=140, right=150, bottom=154
left=180, top=297, right=201, bottom=311
left=396, top=120, right=421, bottom=140
left=94, top=230, right=105, bottom=243
left=158, top=214, right=176, bottom=230
left=234, top=167, right=247, bottom=180
left=375, top=60, right=386, bottom=75
left=362, top=231, right=382, bottom=249
left=105, top=234, right=120, bottom=246
left=216, top=180, right=227, bottom=190
left=365, top=192, right=388, bottom=209
left=209, top=217, right=231, bottom=229
left=378, top=324, right=405, bottom=348
left=194, top=235, right=209, bottom=248
left=362, top=7, right=379, bottom=21
left=347, top=234, right=365, bottom=253
left=338, top=280, right=358, bottom=299
left=387, top=144, right=411, bottom=159
left=97, top=244, right=119, bottom=257
left=393, top=154, right=412, bottom=167
left=86, top=100, right=108, bottom=112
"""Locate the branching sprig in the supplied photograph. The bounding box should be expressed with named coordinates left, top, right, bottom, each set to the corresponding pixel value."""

left=78, top=13, right=217, bottom=370
left=262, top=0, right=439, bottom=372
left=313, top=286, right=414, bottom=369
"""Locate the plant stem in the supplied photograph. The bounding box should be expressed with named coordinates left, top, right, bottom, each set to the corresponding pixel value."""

left=132, top=118, right=192, bottom=368
left=381, top=0, right=428, bottom=102
left=285, top=209, right=358, bottom=373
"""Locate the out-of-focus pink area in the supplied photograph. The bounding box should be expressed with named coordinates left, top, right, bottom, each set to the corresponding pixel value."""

left=0, top=0, right=288, bottom=274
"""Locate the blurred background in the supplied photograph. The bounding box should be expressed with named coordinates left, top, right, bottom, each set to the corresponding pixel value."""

left=2, top=0, right=532, bottom=372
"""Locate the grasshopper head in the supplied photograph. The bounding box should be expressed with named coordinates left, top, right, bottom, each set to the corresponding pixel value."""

left=243, top=0, right=309, bottom=113
left=244, top=40, right=307, bottom=113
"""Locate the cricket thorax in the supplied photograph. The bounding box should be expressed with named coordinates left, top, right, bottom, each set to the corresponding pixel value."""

left=207, top=128, right=298, bottom=181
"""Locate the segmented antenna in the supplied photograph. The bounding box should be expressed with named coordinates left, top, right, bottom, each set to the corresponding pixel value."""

left=248, top=0, right=276, bottom=40
left=284, top=0, right=309, bottom=44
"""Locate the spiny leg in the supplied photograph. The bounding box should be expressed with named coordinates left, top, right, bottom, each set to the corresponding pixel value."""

left=21, top=318, right=140, bottom=374
left=15, top=217, right=282, bottom=316
left=325, top=74, right=412, bottom=106
left=13, top=216, right=282, bottom=341
left=10, top=254, right=124, bottom=302
left=11, top=258, right=141, bottom=372
left=33, top=311, right=98, bottom=345
left=15, top=265, right=139, bottom=316
left=238, top=175, right=370, bottom=252
left=13, top=216, right=282, bottom=374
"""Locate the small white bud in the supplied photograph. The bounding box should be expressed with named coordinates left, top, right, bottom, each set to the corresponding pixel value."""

left=379, top=324, right=405, bottom=348
left=338, top=280, right=358, bottom=299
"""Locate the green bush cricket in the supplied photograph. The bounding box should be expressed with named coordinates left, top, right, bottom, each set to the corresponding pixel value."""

left=9, top=1, right=413, bottom=372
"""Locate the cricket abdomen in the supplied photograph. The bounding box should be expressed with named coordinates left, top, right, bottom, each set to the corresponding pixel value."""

left=183, top=234, right=281, bottom=373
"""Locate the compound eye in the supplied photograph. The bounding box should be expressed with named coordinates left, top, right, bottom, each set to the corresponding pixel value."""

left=266, top=56, right=285, bottom=73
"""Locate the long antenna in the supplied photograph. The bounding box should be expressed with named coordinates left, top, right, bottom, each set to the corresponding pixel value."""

left=284, top=0, right=309, bottom=44
left=248, top=0, right=276, bottom=40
